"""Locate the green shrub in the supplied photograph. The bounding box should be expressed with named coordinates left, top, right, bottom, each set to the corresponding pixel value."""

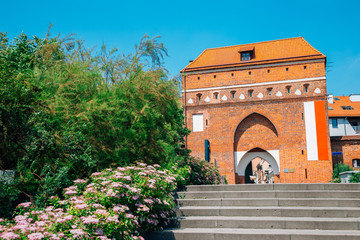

left=332, top=163, right=353, bottom=180
left=350, top=172, right=360, bottom=183
left=0, top=163, right=177, bottom=239
left=168, top=156, right=223, bottom=189
left=0, top=30, right=189, bottom=218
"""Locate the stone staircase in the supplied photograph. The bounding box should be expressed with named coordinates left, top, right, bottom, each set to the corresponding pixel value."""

left=146, top=183, right=360, bottom=240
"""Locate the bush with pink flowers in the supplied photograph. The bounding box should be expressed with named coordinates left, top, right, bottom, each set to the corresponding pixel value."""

left=0, top=163, right=177, bottom=239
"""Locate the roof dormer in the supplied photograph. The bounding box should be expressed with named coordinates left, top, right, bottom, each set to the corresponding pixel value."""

left=238, top=46, right=255, bottom=61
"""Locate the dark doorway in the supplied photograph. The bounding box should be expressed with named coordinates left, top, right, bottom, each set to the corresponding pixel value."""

left=245, top=162, right=253, bottom=184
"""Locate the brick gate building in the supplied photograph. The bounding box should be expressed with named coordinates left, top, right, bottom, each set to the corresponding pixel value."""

left=181, top=37, right=333, bottom=184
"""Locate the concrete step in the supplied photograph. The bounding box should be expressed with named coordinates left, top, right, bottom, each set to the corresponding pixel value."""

left=185, top=183, right=360, bottom=192
left=178, top=190, right=360, bottom=199
left=170, top=216, right=360, bottom=230
left=177, top=198, right=360, bottom=207
left=145, top=228, right=360, bottom=240
left=177, top=206, right=360, bottom=218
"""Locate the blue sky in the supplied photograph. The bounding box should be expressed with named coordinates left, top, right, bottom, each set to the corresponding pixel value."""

left=1, top=0, right=359, bottom=96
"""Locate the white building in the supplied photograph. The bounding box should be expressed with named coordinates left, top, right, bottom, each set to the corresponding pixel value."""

left=328, top=94, right=360, bottom=137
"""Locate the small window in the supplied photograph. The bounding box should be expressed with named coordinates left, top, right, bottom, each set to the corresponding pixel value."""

left=286, top=86, right=291, bottom=93
left=206, top=119, right=208, bottom=126
left=241, top=52, right=251, bottom=61
left=214, top=75, right=216, bottom=78
left=267, top=69, right=270, bottom=73
left=304, top=84, right=309, bottom=93
left=249, top=71, right=251, bottom=75
left=213, top=92, right=219, bottom=99
left=341, top=106, right=354, bottom=110
left=267, top=88, right=273, bottom=95
left=192, top=114, right=204, bottom=132
left=231, top=73, right=234, bottom=77
left=332, top=118, right=338, bottom=128
left=248, top=90, right=253, bottom=97
left=230, top=91, right=236, bottom=99
left=286, top=67, right=289, bottom=71
left=350, top=122, right=358, bottom=127
left=304, top=66, right=307, bottom=69
left=353, top=159, right=360, bottom=168
left=197, top=76, right=200, bottom=80
left=197, top=94, right=202, bottom=101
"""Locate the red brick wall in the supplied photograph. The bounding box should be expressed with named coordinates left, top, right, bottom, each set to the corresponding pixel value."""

left=183, top=60, right=333, bottom=184
left=331, top=137, right=360, bottom=169
left=185, top=62, right=325, bottom=90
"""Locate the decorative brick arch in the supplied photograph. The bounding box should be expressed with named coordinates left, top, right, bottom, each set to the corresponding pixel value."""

left=233, top=113, right=279, bottom=152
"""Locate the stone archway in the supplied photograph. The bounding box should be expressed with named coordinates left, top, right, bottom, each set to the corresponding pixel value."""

left=236, top=149, right=280, bottom=175
left=235, top=149, right=280, bottom=184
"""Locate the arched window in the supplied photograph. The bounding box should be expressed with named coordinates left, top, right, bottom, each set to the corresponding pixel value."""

left=248, top=90, right=254, bottom=97
left=286, top=86, right=291, bottom=93
left=304, top=84, right=309, bottom=93
left=196, top=93, right=202, bottom=101
left=230, top=91, right=236, bottom=99
left=213, top=92, right=219, bottom=99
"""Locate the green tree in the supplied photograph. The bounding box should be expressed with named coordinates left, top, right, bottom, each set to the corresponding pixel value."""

left=0, top=30, right=189, bottom=218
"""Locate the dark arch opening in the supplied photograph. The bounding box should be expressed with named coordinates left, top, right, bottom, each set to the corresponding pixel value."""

left=244, top=156, right=275, bottom=184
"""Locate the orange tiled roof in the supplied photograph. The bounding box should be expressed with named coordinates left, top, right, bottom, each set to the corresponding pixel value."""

left=181, top=37, right=325, bottom=72
left=328, top=96, right=360, bottom=117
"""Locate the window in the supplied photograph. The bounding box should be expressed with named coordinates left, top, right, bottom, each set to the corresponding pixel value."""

left=241, top=52, right=251, bottom=61
left=267, top=69, right=270, bottom=73
left=230, top=91, right=236, bottom=99
left=332, top=118, right=338, bottom=128
left=353, top=159, right=360, bottom=168
left=231, top=73, right=234, bottom=77
left=197, top=76, right=200, bottom=80
left=341, top=106, right=354, bottom=110
left=213, top=75, right=216, bottom=78
left=248, top=90, right=253, bottom=97
left=286, top=67, right=289, bottom=71
left=213, top=92, right=219, bottom=99
left=286, top=86, right=291, bottom=93
left=350, top=122, right=358, bottom=126
left=267, top=88, right=273, bottom=95
left=334, top=97, right=340, bottom=100
left=192, top=114, right=203, bottom=132
left=197, top=93, right=202, bottom=101
left=249, top=71, right=251, bottom=75
left=304, top=66, right=307, bottom=69
left=304, top=84, right=309, bottom=93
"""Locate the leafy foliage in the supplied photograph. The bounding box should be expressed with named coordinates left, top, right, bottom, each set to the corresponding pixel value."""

left=0, top=29, right=189, bottom=217
left=350, top=172, right=360, bottom=183
left=169, top=156, right=223, bottom=189
left=332, top=163, right=353, bottom=182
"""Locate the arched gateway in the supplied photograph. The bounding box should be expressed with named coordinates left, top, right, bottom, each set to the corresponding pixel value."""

left=233, top=113, right=280, bottom=184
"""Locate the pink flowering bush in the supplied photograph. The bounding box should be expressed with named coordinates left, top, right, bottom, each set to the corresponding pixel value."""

left=0, top=163, right=177, bottom=239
